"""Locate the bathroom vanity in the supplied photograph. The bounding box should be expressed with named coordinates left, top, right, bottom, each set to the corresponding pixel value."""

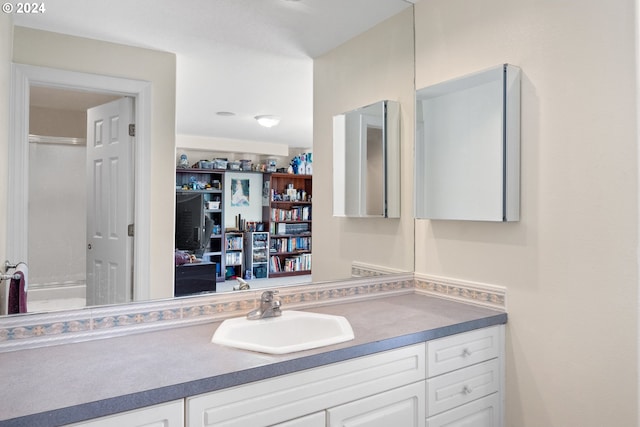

left=0, top=292, right=506, bottom=427
left=188, top=325, right=503, bottom=427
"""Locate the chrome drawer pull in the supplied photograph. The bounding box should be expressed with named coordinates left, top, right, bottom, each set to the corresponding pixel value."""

left=462, top=348, right=472, bottom=357
left=462, top=385, right=473, bottom=395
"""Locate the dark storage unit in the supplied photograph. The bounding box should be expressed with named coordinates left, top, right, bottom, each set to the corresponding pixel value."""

left=174, top=262, right=217, bottom=296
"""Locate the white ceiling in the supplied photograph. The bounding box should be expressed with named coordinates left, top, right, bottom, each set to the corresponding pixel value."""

left=13, top=0, right=413, bottom=148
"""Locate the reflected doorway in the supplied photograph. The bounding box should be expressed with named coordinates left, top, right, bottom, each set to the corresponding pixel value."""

left=27, top=87, right=131, bottom=311
left=7, top=64, right=152, bottom=315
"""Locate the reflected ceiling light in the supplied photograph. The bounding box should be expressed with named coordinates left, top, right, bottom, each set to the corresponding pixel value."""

left=255, top=115, right=281, bottom=128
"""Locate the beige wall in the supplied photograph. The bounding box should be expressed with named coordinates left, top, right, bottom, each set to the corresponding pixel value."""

left=29, top=105, right=86, bottom=138
left=413, top=1, right=638, bottom=426
left=316, top=0, right=639, bottom=424
left=10, top=27, right=177, bottom=300
left=313, top=9, right=415, bottom=280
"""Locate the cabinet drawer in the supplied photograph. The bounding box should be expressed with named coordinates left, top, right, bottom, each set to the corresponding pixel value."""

left=426, top=358, right=499, bottom=417
left=426, top=393, right=501, bottom=427
left=187, top=343, right=425, bottom=427
left=427, top=325, right=502, bottom=377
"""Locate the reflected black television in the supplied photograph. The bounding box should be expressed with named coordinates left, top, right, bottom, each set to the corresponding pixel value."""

left=175, top=193, right=203, bottom=252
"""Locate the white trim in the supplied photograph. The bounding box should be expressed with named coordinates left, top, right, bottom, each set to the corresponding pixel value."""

left=8, top=64, right=152, bottom=303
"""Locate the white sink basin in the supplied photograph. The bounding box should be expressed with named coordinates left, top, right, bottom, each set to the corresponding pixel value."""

left=211, top=310, right=355, bottom=354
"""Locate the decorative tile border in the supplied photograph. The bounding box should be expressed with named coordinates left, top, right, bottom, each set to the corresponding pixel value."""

left=351, top=261, right=407, bottom=278
left=0, top=272, right=503, bottom=352
left=414, top=273, right=507, bottom=311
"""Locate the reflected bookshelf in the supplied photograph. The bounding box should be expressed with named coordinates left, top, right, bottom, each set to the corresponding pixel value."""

left=266, top=173, right=312, bottom=278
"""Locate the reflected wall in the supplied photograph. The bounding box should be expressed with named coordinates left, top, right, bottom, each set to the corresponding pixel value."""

left=313, top=8, right=415, bottom=281
left=10, top=27, right=177, bottom=300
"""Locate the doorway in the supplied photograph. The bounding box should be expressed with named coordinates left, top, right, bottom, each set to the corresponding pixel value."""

left=7, top=64, right=152, bottom=313
left=27, top=87, right=130, bottom=310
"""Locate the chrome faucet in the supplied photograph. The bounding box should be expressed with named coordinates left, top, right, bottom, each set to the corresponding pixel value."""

left=247, top=290, right=282, bottom=320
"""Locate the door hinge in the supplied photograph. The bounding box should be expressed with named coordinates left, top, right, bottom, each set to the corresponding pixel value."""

left=128, top=124, right=135, bottom=137
left=128, top=223, right=135, bottom=237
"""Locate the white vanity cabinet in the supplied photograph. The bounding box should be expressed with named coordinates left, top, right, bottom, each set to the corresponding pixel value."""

left=186, top=325, right=504, bottom=427
left=66, top=400, right=184, bottom=427
left=186, top=343, right=425, bottom=427
left=426, top=325, right=504, bottom=427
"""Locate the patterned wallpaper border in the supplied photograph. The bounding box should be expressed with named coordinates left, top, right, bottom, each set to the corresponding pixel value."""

left=0, top=273, right=504, bottom=352
left=414, top=273, right=507, bottom=311
left=351, top=261, right=407, bottom=277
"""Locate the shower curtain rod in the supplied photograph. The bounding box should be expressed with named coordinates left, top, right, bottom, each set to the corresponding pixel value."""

left=28, top=134, right=86, bottom=146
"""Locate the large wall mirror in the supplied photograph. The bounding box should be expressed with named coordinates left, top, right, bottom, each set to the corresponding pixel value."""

left=414, top=64, right=521, bottom=222
left=2, top=80, right=408, bottom=319
left=333, top=100, right=400, bottom=218
left=2, top=11, right=415, bottom=322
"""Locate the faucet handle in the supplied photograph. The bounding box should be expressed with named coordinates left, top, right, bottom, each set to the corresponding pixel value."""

left=261, top=290, right=279, bottom=302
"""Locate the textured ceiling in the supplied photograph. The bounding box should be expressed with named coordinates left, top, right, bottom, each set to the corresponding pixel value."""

left=13, top=0, right=413, bottom=148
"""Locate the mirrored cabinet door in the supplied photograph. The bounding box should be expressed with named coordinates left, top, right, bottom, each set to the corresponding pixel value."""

left=333, top=100, right=400, bottom=218
left=414, top=64, right=521, bottom=222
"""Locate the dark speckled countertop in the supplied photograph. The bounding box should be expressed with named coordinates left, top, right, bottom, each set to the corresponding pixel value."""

left=0, top=294, right=506, bottom=426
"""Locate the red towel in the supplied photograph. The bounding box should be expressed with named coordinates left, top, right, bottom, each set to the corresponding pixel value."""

left=8, top=270, right=27, bottom=314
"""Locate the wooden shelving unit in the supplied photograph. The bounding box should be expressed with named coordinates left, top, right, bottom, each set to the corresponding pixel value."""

left=266, top=173, right=312, bottom=278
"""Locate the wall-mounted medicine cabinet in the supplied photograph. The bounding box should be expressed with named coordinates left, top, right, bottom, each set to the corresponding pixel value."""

left=333, top=100, right=400, bottom=218
left=414, top=64, right=521, bottom=221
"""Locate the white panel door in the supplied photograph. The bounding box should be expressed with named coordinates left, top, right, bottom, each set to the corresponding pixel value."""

left=86, top=97, right=134, bottom=306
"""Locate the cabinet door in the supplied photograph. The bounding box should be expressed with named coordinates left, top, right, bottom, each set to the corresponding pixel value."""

left=273, top=411, right=325, bottom=427
left=426, top=393, right=500, bottom=427
left=326, top=382, right=425, bottom=427
left=187, top=344, right=424, bottom=427
left=66, top=400, right=184, bottom=427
